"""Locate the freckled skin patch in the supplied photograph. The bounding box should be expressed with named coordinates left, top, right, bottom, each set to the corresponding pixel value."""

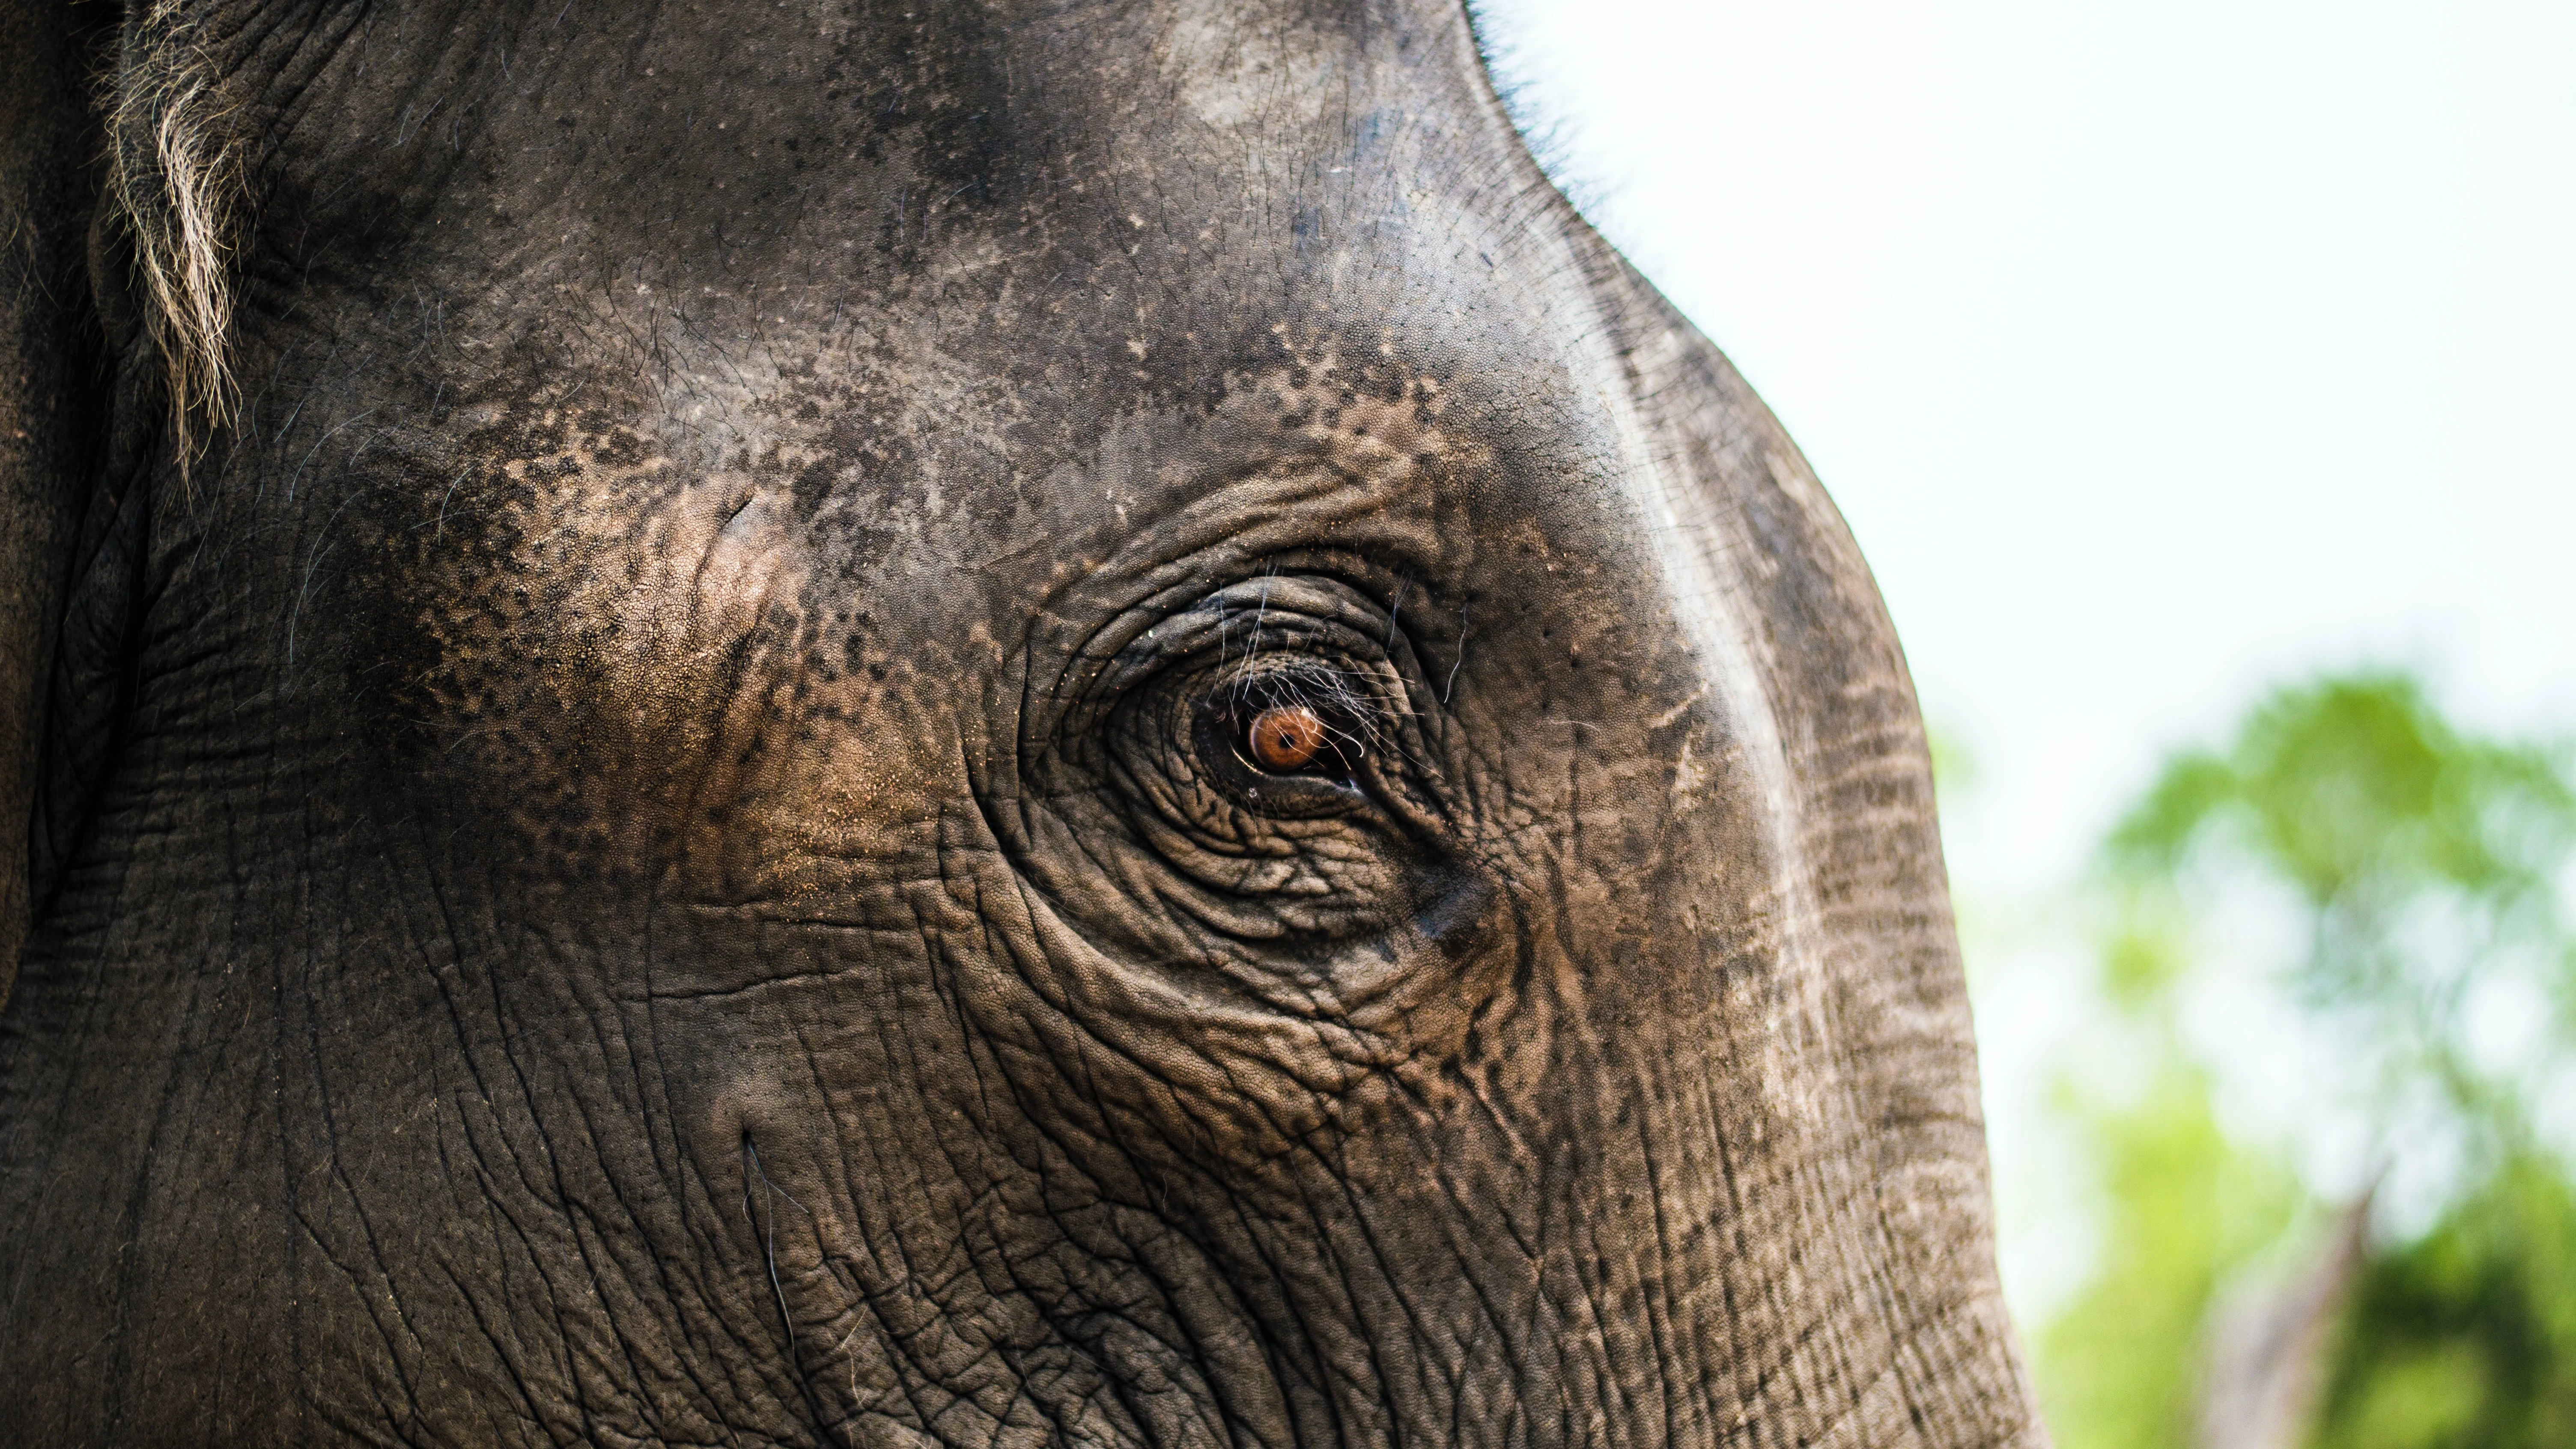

left=0, top=4, right=2040, bottom=1448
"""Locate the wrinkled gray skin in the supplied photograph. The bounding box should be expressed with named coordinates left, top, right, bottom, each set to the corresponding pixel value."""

left=0, top=3, right=2044, bottom=1446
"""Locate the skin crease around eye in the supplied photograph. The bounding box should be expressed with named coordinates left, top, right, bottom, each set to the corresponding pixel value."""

left=1248, top=704, right=1327, bottom=772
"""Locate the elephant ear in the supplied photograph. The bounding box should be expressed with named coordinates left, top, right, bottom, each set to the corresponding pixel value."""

left=0, top=1, right=111, bottom=1005
left=1587, top=245, right=2042, bottom=1422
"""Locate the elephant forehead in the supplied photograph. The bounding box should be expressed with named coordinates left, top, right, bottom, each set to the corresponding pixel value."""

left=358, top=324, right=1780, bottom=1041
left=202, top=0, right=1800, bottom=1060
left=171, top=0, right=1779, bottom=1002
left=224, top=0, right=1531, bottom=310
left=396, top=331, right=1664, bottom=821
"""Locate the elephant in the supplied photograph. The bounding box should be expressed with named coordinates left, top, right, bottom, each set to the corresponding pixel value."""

left=0, top=1, right=2042, bottom=1445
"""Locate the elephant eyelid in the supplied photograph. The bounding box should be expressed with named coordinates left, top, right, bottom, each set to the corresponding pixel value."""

left=1219, top=665, right=1380, bottom=752
left=1065, top=569, right=1458, bottom=845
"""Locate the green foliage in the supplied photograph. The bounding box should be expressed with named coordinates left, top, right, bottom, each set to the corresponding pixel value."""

left=2102, top=673, right=2576, bottom=1129
left=2096, top=897, right=2194, bottom=1012
left=2030, top=670, right=2576, bottom=1447
left=2105, top=674, right=2573, bottom=904
left=2037, top=1061, right=2304, bottom=1449
left=2311, top=1158, right=2576, bottom=1449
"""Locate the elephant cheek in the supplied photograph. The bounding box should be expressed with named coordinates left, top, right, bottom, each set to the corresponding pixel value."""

left=401, top=452, right=972, bottom=887
left=672, top=978, right=1237, bottom=1449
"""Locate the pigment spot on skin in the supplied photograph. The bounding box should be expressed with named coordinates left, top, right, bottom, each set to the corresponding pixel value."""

left=1158, top=1, right=1340, bottom=132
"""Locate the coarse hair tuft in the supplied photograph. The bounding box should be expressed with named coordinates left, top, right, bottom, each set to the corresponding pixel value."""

left=107, top=1, right=244, bottom=465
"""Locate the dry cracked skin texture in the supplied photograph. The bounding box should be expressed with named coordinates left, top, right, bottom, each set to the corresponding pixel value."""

left=0, top=1, right=2045, bottom=1446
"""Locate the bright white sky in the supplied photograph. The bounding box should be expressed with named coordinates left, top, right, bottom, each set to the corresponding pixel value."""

left=1476, top=0, right=2576, bottom=1319
left=1479, top=0, right=2576, bottom=886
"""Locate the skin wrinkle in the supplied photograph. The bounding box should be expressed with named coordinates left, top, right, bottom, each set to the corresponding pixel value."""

left=1348, top=1090, right=1542, bottom=1414
left=574, top=964, right=706, bottom=1423
left=978, top=954, right=1342, bottom=1437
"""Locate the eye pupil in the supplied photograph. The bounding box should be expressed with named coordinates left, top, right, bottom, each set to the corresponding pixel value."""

left=1247, top=704, right=1328, bottom=772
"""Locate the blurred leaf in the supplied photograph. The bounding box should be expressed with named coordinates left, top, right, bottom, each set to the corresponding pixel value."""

left=2107, top=674, right=2573, bottom=906
left=2093, top=671, right=2576, bottom=1124
left=2099, top=907, right=2191, bottom=1013
left=2310, top=1157, right=2576, bottom=1449
left=2036, top=668, right=2576, bottom=1448
left=2039, top=1061, right=2306, bottom=1449
left=2106, top=749, right=2237, bottom=874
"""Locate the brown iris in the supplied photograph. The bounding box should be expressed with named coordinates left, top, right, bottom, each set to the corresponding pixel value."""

left=1246, top=704, right=1329, bottom=772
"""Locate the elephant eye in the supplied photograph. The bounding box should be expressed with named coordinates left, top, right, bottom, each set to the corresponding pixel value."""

left=1070, top=572, right=1441, bottom=844
left=1049, top=570, right=1454, bottom=925
left=1244, top=703, right=1329, bottom=773
left=1193, top=668, right=1376, bottom=805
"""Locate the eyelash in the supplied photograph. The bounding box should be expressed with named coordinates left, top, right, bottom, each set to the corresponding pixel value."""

left=1209, top=668, right=1380, bottom=778
left=1059, top=571, right=1446, bottom=841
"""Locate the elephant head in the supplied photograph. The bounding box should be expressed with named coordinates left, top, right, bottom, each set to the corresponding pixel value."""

left=0, top=2, right=2042, bottom=1445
